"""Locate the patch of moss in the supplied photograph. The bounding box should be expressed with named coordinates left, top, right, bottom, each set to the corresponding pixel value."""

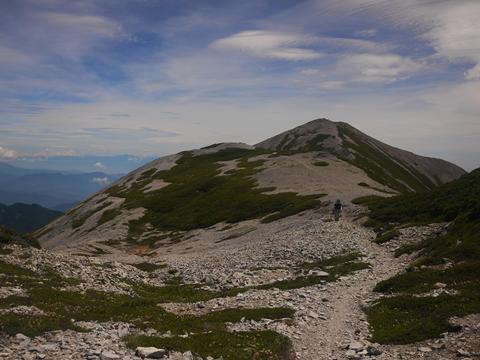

left=259, top=252, right=370, bottom=290
left=367, top=286, right=480, bottom=344
left=124, top=330, right=293, bottom=360
left=351, top=195, right=385, bottom=206
left=71, top=201, right=113, bottom=229
left=97, top=208, right=122, bottom=226
left=375, top=229, right=400, bottom=244
left=131, top=262, right=167, bottom=272
left=0, top=247, right=13, bottom=255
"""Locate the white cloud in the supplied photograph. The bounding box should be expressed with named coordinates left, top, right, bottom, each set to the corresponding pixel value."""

left=38, top=12, right=120, bottom=38
left=211, top=30, right=322, bottom=60
left=422, top=2, right=480, bottom=80
left=337, top=53, right=422, bottom=83
left=0, top=145, right=18, bottom=159
left=92, top=177, right=110, bottom=185
left=94, top=162, right=105, bottom=169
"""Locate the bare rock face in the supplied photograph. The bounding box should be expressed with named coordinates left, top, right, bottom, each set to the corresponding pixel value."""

left=35, top=118, right=465, bottom=252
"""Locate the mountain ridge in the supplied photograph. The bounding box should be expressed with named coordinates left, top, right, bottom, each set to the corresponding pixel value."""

left=35, top=119, right=465, bottom=251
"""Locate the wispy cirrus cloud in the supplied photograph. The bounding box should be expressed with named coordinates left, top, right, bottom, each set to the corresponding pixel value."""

left=336, top=53, right=422, bottom=83
left=1, top=0, right=479, bottom=171
left=211, top=30, right=323, bottom=61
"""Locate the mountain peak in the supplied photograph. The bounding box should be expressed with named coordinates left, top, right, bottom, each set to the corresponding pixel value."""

left=36, top=118, right=465, bottom=251
left=255, top=117, right=340, bottom=153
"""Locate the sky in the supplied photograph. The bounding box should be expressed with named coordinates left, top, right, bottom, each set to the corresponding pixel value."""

left=0, top=0, right=479, bottom=171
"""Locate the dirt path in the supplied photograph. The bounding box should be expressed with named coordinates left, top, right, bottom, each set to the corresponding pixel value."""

left=284, top=219, right=404, bottom=359
left=161, top=217, right=406, bottom=359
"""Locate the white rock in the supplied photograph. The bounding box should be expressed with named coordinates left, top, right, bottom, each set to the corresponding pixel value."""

left=345, top=349, right=357, bottom=358
left=349, top=341, right=364, bottom=351
left=418, top=346, right=432, bottom=353
left=101, top=351, right=121, bottom=360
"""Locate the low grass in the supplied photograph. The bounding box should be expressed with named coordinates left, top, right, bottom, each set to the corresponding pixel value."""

left=131, top=262, right=167, bottom=272
left=71, top=201, right=113, bottom=229
left=258, top=252, right=370, bottom=290
left=362, top=169, right=480, bottom=344
left=97, top=208, right=122, bottom=227
left=0, top=247, right=13, bottom=255
left=107, top=148, right=323, bottom=241
left=0, top=260, right=294, bottom=359
left=367, top=285, right=480, bottom=344
left=124, top=330, right=293, bottom=360
left=374, top=229, right=400, bottom=244
left=0, top=251, right=370, bottom=356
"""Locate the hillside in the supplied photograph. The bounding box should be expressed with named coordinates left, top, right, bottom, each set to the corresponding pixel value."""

left=0, top=120, right=477, bottom=360
left=36, top=119, right=465, bottom=251
left=0, top=203, right=62, bottom=233
left=357, top=168, right=480, bottom=344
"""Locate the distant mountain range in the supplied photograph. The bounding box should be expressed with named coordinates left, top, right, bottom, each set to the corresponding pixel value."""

left=0, top=202, right=62, bottom=233
left=0, top=162, right=124, bottom=212
left=7, top=154, right=155, bottom=174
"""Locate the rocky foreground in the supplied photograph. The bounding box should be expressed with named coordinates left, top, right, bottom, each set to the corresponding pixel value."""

left=1, top=215, right=479, bottom=359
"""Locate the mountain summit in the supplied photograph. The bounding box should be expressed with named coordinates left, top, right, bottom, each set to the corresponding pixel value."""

left=35, top=119, right=465, bottom=251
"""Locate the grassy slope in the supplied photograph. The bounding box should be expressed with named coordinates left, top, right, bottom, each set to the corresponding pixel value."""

left=336, top=124, right=436, bottom=193
left=362, top=169, right=480, bottom=344
left=107, top=148, right=323, bottom=240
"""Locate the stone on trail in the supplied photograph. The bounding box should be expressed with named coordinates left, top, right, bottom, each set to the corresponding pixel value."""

left=135, top=346, right=167, bottom=359
left=349, top=340, right=364, bottom=351
left=100, top=351, right=121, bottom=360
left=308, top=270, right=330, bottom=277
left=418, top=346, right=432, bottom=353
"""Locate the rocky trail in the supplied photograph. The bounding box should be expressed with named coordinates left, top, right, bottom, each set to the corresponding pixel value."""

left=1, top=214, right=479, bottom=359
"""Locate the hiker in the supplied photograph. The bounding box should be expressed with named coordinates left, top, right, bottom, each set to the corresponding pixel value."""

left=333, top=199, right=342, bottom=221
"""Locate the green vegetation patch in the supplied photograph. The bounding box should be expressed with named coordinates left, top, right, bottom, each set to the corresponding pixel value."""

left=374, top=229, right=400, bottom=244
left=97, top=208, right=122, bottom=227
left=71, top=201, right=113, bottom=229
left=1, top=260, right=294, bottom=359
left=258, top=252, right=370, bottom=290
left=367, top=286, right=480, bottom=344
left=125, top=330, right=293, bottom=360
left=131, top=262, right=167, bottom=272
left=132, top=282, right=246, bottom=303
left=362, top=169, right=480, bottom=344
left=108, top=148, right=323, bottom=239
left=0, top=247, right=13, bottom=255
